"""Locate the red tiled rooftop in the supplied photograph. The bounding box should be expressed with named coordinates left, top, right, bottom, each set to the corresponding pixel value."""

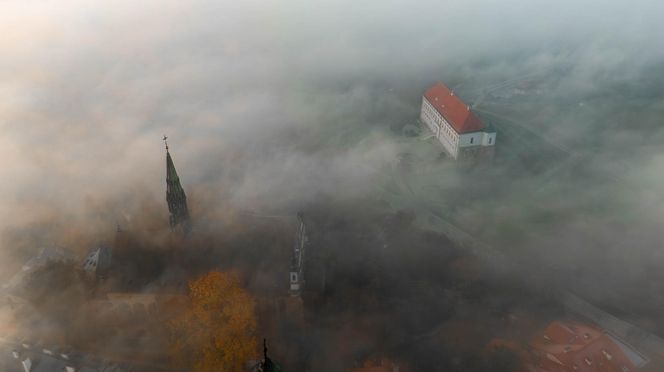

left=529, top=321, right=638, bottom=372
left=423, top=82, right=485, bottom=134
left=348, top=367, right=391, bottom=372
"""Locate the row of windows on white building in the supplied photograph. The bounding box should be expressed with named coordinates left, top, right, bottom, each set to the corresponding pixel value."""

left=421, top=100, right=459, bottom=149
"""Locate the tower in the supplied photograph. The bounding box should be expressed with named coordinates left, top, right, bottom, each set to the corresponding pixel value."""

left=164, top=137, right=192, bottom=235
left=289, top=213, right=307, bottom=296
left=257, top=339, right=282, bottom=372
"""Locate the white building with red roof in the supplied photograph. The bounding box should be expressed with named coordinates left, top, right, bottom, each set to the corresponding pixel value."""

left=420, top=82, right=496, bottom=160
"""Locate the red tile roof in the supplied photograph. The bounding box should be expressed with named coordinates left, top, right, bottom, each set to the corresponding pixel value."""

left=423, top=82, right=485, bottom=134
left=529, top=321, right=638, bottom=372
left=348, top=357, right=406, bottom=372
left=347, top=367, right=391, bottom=372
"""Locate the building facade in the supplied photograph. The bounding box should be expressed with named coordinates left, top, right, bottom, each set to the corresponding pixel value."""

left=420, top=82, right=496, bottom=160
left=289, top=213, right=308, bottom=296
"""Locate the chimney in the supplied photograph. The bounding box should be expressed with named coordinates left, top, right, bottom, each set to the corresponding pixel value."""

left=450, top=90, right=454, bottom=96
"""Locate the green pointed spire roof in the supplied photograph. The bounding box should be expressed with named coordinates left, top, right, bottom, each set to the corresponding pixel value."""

left=165, top=140, right=191, bottom=235
left=166, top=151, right=184, bottom=192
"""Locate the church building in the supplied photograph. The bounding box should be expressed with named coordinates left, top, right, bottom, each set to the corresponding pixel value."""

left=420, top=82, right=496, bottom=160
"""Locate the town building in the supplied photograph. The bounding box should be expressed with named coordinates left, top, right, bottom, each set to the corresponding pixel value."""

left=2, top=246, right=73, bottom=293
left=420, top=82, right=496, bottom=160
left=347, top=355, right=410, bottom=372
left=88, top=292, right=188, bottom=321
left=289, top=213, right=308, bottom=296
left=0, top=342, right=131, bottom=372
left=528, top=321, right=648, bottom=372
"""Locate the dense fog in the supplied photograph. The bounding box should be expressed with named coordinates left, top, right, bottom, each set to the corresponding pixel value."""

left=1, top=1, right=664, bottom=370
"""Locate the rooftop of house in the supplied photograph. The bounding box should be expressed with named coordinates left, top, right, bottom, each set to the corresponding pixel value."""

left=0, top=342, right=129, bottom=372
left=423, top=82, right=486, bottom=134
left=347, top=356, right=407, bottom=372
left=529, top=321, right=640, bottom=372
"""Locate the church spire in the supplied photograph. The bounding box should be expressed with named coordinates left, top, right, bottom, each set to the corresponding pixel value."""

left=259, top=339, right=283, bottom=372
left=164, top=136, right=191, bottom=235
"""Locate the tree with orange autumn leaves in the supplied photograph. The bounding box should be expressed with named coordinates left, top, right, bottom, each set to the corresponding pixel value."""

left=169, top=271, right=258, bottom=372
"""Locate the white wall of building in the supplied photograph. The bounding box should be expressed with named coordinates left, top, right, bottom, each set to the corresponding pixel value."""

left=481, top=132, right=496, bottom=146
left=420, top=96, right=496, bottom=159
left=459, top=132, right=484, bottom=147
left=421, top=97, right=459, bottom=158
left=420, top=98, right=439, bottom=137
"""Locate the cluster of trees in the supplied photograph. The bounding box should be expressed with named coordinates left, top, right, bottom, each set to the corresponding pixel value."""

left=169, top=271, right=258, bottom=372
left=298, top=206, right=563, bottom=371
left=22, top=262, right=260, bottom=371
